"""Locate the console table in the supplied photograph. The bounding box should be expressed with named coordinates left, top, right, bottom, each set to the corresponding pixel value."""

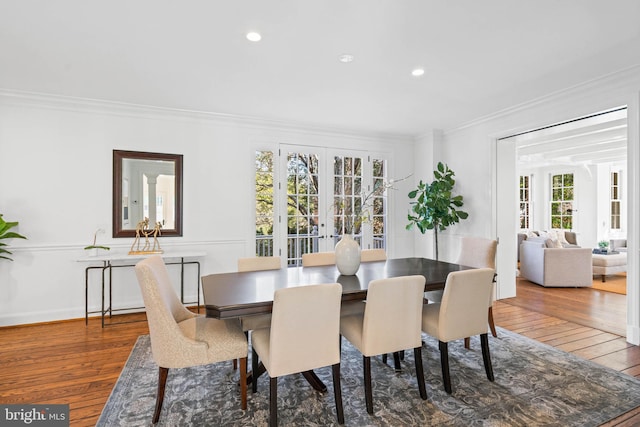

left=78, top=251, right=206, bottom=327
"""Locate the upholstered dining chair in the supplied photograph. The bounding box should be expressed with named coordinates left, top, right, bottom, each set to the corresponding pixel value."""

left=233, top=256, right=282, bottom=369
left=251, top=283, right=344, bottom=426
left=302, top=251, right=336, bottom=267
left=360, top=248, right=387, bottom=262
left=340, top=275, right=428, bottom=414
left=237, top=255, right=281, bottom=331
left=135, top=256, right=248, bottom=424
left=424, top=236, right=498, bottom=347
left=422, top=268, right=496, bottom=394
left=238, top=256, right=281, bottom=272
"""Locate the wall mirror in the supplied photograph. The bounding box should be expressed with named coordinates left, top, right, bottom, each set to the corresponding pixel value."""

left=113, top=150, right=183, bottom=238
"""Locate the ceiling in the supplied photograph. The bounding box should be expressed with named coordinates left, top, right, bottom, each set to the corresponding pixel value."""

left=1, top=1, right=639, bottom=138
left=514, top=108, right=628, bottom=168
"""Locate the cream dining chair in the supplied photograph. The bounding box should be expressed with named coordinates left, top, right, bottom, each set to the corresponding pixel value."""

left=302, top=251, right=336, bottom=267
left=360, top=248, right=387, bottom=262
left=422, top=268, right=496, bottom=394
left=237, top=255, right=281, bottom=331
left=340, top=275, right=428, bottom=414
left=251, top=283, right=344, bottom=426
left=238, top=256, right=281, bottom=272
left=231, top=256, right=282, bottom=369
left=135, top=256, right=248, bottom=423
left=424, top=236, right=498, bottom=348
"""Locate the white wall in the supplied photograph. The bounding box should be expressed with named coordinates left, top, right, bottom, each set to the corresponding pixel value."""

left=0, top=91, right=414, bottom=326
left=433, top=66, right=640, bottom=343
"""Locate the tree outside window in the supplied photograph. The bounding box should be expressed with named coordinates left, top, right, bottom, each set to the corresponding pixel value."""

left=550, top=173, right=573, bottom=229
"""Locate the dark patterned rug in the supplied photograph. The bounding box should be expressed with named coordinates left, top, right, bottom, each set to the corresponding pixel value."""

left=98, top=328, right=640, bottom=426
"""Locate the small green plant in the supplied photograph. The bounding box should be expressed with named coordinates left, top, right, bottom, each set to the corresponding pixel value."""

left=0, top=214, right=27, bottom=261
left=84, top=228, right=110, bottom=251
left=598, top=240, right=609, bottom=249
left=406, top=162, right=468, bottom=260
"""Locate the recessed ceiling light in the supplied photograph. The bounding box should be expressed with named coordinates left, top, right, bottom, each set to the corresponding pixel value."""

left=339, top=54, right=355, bottom=63
left=246, top=32, right=262, bottom=42
left=412, top=68, right=425, bottom=77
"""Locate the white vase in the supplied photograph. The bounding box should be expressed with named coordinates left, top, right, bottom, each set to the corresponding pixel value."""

left=335, top=234, right=361, bottom=275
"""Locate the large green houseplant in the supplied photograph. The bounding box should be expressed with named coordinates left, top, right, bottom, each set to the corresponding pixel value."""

left=0, top=214, right=27, bottom=261
left=406, top=162, right=468, bottom=260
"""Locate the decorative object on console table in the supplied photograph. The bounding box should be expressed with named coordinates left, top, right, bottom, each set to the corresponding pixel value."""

left=406, top=162, right=468, bottom=260
left=129, top=218, right=163, bottom=255
left=84, top=228, right=110, bottom=257
left=335, top=234, right=361, bottom=275
left=0, top=214, right=27, bottom=261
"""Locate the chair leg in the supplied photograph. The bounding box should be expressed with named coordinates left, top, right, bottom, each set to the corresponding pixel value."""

left=252, top=348, right=259, bottom=393
left=439, top=341, right=452, bottom=394
left=152, top=367, right=168, bottom=424
left=269, top=377, right=277, bottom=427
left=233, top=359, right=238, bottom=370
left=239, top=357, right=247, bottom=410
left=464, top=337, right=470, bottom=349
left=413, top=347, right=428, bottom=400
left=488, top=307, right=498, bottom=338
left=480, top=333, right=495, bottom=382
left=332, top=363, right=345, bottom=424
left=363, top=355, right=374, bottom=414
left=393, top=352, right=402, bottom=372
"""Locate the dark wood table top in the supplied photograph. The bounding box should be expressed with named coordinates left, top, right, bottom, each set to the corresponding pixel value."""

left=202, top=257, right=470, bottom=319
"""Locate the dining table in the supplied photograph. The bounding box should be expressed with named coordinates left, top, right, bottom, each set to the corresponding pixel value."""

left=201, top=257, right=471, bottom=392
left=202, top=257, right=471, bottom=320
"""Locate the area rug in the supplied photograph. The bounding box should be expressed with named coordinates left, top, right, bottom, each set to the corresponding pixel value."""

left=98, top=328, right=640, bottom=426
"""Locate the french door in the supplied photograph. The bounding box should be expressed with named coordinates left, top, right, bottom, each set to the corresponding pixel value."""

left=256, top=145, right=388, bottom=265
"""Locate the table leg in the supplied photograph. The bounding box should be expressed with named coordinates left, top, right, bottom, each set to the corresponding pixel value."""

left=302, top=370, right=327, bottom=393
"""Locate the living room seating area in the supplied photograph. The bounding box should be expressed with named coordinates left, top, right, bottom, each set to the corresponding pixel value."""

left=519, top=235, right=593, bottom=287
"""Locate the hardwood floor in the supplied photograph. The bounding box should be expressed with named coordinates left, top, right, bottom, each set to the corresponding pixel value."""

left=1, top=277, right=639, bottom=426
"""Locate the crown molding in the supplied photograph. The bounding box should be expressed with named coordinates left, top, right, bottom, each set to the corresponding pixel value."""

left=0, top=88, right=412, bottom=144
left=444, top=64, right=640, bottom=136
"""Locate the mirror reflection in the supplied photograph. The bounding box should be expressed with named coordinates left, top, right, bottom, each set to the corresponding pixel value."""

left=113, top=150, right=183, bottom=237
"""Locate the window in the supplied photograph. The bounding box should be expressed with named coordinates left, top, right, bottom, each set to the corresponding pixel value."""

left=255, top=150, right=275, bottom=256
left=611, top=171, right=621, bottom=230
left=519, top=175, right=531, bottom=229
left=550, top=173, right=573, bottom=229
left=253, top=147, right=389, bottom=265
left=370, top=158, right=387, bottom=249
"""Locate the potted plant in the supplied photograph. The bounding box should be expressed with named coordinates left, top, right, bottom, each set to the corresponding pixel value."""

left=85, top=228, right=110, bottom=256
left=598, top=240, right=609, bottom=253
left=0, top=214, right=27, bottom=261
left=406, top=162, right=468, bottom=260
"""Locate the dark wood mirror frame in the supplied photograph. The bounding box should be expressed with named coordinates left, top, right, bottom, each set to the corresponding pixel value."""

left=113, top=150, right=183, bottom=238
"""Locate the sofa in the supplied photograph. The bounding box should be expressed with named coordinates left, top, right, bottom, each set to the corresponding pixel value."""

left=519, top=237, right=593, bottom=287
left=610, top=239, right=628, bottom=253
left=517, top=230, right=579, bottom=262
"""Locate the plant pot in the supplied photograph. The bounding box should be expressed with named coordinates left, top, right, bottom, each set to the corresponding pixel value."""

left=335, top=234, right=361, bottom=275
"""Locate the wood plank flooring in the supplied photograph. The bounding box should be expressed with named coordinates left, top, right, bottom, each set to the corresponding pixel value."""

left=1, top=276, right=639, bottom=426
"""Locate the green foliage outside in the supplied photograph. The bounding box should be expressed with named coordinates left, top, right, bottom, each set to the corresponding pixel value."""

left=406, top=162, right=468, bottom=260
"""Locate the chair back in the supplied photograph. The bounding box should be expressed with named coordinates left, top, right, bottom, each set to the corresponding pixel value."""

left=302, top=251, right=336, bottom=267
left=238, top=256, right=281, bottom=272
left=456, top=237, right=497, bottom=269
left=438, top=268, right=496, bottom=342
left=360, top=249, right=387, bottom=262
left=267, top=283, right=342, bottom=377
left=134, top=255, right=198, bottom=366
left=361, top=275, right=425, bottom=355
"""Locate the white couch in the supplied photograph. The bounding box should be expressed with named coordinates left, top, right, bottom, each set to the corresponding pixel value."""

left=519, top=238, right=593, bottom=287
